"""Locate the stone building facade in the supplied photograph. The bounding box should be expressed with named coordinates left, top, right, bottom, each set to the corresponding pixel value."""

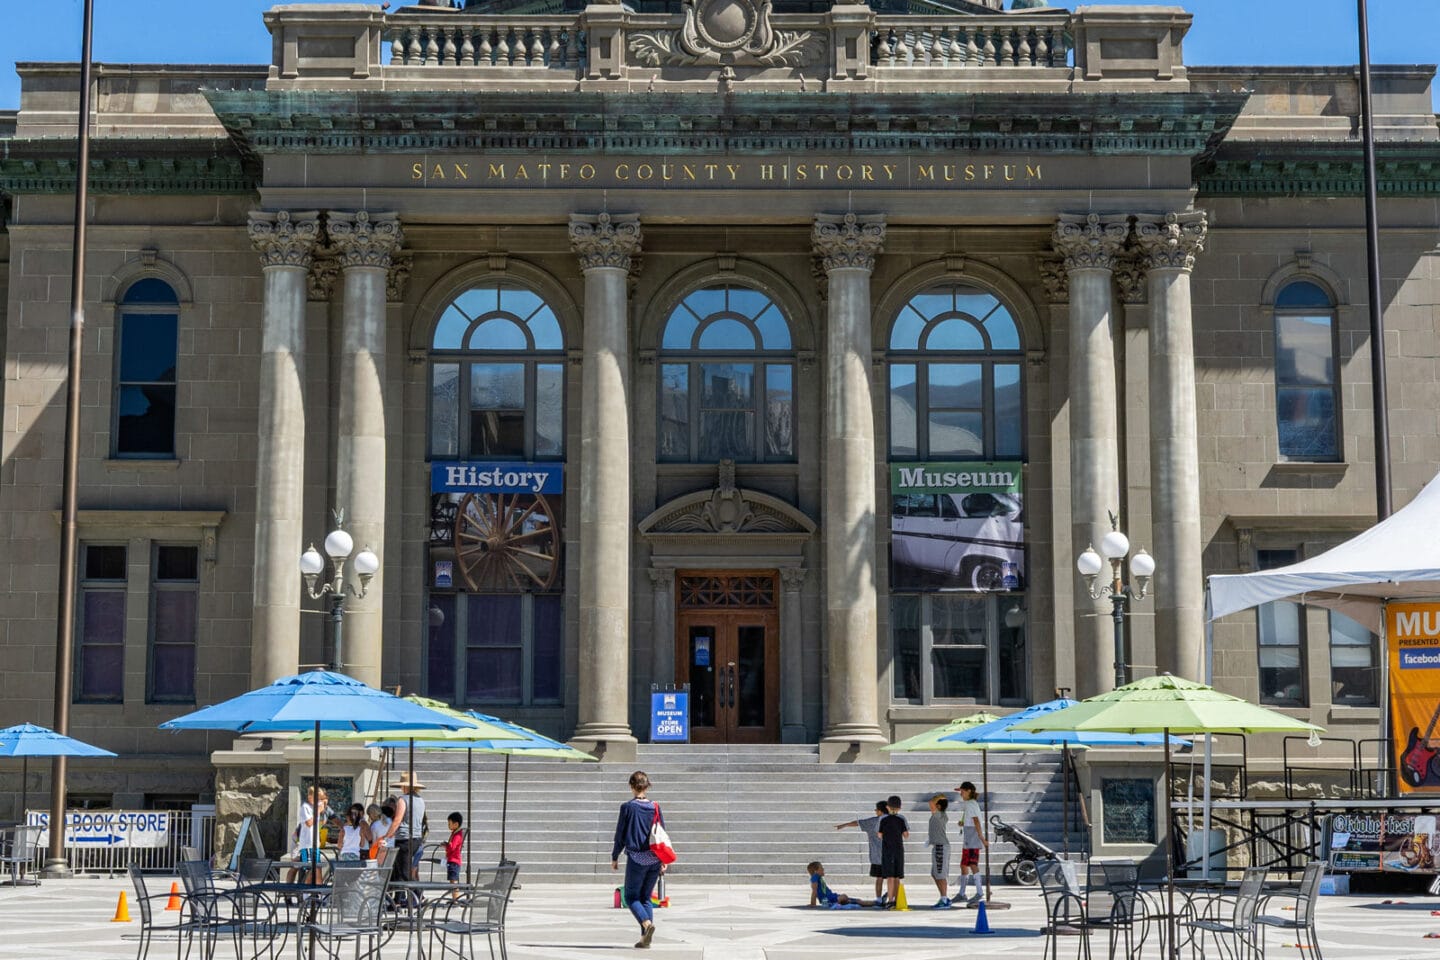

left=1, top=1, right=1438, bottom=807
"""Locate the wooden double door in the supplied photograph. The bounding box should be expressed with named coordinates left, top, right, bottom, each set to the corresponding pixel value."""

left=674, top=572, right=781, bottom=743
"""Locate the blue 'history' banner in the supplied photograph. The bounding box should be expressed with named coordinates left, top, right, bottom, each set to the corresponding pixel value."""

left=431, top=461, right=564, bottom=494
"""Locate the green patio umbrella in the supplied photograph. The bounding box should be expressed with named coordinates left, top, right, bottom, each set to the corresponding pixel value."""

left=1012, top=675, right=1322, bottom=959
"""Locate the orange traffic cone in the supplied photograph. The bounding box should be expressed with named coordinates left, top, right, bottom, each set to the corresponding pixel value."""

left=165, top=882, right=182, bottom=911
left=112, top=891, right=132, bottom=923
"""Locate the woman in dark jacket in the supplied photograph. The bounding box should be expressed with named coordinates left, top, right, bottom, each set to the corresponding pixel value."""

left=611, top=770, right=664, bottom=948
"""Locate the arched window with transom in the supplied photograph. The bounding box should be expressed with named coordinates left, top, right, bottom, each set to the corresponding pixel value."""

left=886, top=284, right=1024, bottom=461
left=113, top=277, right=180, bottom=458
left=428, top=283, right=566, bottom=460
left=657, top=284, right=795, bottom=462
left=886, top=282, right=1028, bottom=708
left=1273, top=279, right=1340, bottom=462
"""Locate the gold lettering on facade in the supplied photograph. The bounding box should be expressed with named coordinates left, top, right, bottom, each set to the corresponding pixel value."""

left=537, top=162, right=552, bottom=179
left=837, top=164, right=853, bottom=181
left=615, top=163, right=630, bottom=181
left=559, top=163, right=572, bottom=179
left=431, top=164, right=446, bottom=180
left=860, top=164, right=874, bottom=182
left=1003, top=164, right=1015, bottom=182
left=453, top=163, right=470, bottom=180
left=411, top=162, right=424, bottom=181
left=704, top=163, right=719, bottom=180
left=983, top=164, right=995, bottom=180
left=489, top=162, right=506, bottom=179
left=917, top=164, right=935, bottom=181
left=514, top=164, right=529, bottom=180
left=883, top=164, right=897, bottom=181
left=637, top=163, right=654, bottom=180
left=579, top=164, right=596, bottom=181
left=726, top=163, right=741, bottom=181
left=965, top=164, right=976, bottom=181
left=683, top=164, right=697, bottom=181
left=1027, top=164, right=1042, bottom=181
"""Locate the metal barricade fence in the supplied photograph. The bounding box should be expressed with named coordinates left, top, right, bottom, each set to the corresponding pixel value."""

left=27, top=808, right=216, bottom=875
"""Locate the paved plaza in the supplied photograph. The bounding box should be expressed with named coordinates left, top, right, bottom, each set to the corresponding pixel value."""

left=8, top=874, right=1440, bottom=959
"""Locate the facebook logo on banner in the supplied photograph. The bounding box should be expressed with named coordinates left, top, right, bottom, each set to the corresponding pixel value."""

left=1400, top=649, right=1440, bottom=669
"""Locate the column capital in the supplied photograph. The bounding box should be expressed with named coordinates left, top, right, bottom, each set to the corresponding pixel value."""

left=387, top=251, right=414, bottom=303
left=812, top=212, right=886, bottom=272
left=1113, top=256, right=1148, bottom=305
left=307, top=250, right=341, bottom=301
left=648, top=567, right=675, bottom=588
left=779, top=566, right=807, bottom=590
left=249, top=210, right=321, bottom=269
left=1035, top=254, right=1069, bottom=304
left=1052, top=212, right=1128, bottom=273
left=328, top=210, right=404, bottom=270
left=569, top=212, right=642, bottom=272
left=1133, top=211, right=1208, bottom=273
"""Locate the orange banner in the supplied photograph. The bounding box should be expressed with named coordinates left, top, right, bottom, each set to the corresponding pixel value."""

left=1389, top=603, right=1440, bottom=793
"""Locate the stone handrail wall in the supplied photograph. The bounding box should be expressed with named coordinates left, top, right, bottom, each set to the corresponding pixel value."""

left=385, top=13, right=585, bottom=70
left=871, top=12, right=1072, bottom=70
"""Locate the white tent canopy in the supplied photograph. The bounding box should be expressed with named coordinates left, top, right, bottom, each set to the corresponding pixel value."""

left=1207, top=471, right=1440, bottom=629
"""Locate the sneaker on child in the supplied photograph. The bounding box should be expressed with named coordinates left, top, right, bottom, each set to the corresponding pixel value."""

left=932, top=898, right=951, bottom=909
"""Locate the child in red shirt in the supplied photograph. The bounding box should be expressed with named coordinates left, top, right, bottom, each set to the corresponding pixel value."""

left=445, top=812, right=465, bottom=883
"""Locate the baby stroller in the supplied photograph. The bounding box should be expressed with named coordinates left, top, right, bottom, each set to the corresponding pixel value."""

left=991, top=815, right=1058, bottom=886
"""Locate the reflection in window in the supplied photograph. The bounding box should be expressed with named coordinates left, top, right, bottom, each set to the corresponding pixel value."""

left=429, top=283, right=566, bottom=460
left=1256, top=549, right=1306, bottom=706
left=887, top=284, right=1023, bottom=461
left=114, top=279, right=179, bottom=457
left=148, top=545, right=199, bottom=703
left=889, top=592, right=1026, bottom=705
left=1274, top=280, right=1339, bottom=461
left=77, top=544, right=127, bottom=703
left=1330, top=611, right=1378, bottom=706
left=657, top=284, right=795, bottom=462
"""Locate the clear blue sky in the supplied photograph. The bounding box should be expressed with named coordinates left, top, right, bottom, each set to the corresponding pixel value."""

left=3, top=0, right=1437, bottom=111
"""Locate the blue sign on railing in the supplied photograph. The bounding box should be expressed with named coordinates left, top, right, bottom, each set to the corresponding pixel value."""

left=650, top=689, right=690, bottom=743
left=431, top=461, right=564, bottom=495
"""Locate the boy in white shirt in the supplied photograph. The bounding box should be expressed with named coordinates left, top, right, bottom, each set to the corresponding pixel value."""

left=954, top=781, right=988, bottom=905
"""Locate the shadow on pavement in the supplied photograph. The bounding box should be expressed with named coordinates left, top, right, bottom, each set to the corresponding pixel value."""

left=820, top=926, right=1042, bottom=939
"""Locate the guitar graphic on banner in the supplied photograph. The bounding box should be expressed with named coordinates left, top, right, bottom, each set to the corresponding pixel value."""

left=1402, top=701, right=1440, bottom=787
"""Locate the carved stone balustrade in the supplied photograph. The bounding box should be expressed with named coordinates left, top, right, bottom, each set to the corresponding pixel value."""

left=259, top=2, right=1191, bottom=91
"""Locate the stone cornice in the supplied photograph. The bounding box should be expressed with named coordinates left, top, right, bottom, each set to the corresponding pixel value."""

left=205, top=90, right=1247, bottom=159
left=0, top=137, right=256, bottom=195
left=1196, top=142, right=1440, bottom=197
left=569, top=212, right=642, bottom=271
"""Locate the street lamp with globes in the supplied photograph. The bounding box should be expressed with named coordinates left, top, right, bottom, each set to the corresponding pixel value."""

left=1077, top=517, right=1155, bottom=691
left=300, top=511, right=379, bottom=673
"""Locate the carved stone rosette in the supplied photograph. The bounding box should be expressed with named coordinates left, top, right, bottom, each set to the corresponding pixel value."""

left=1133, top=211, right=1208, bottom=273
left=812, top=212, right=886, bottom=272
left=1052, top=212, right=1128, bottom=273
left=249, top=210, right=321, bottom=269
left=1035, top=254, right=1069, bottom=304
left=629, top=0, right=824, bottom=67
left=569, top=212, right=643, bottom=272
left=327, top=210, right=404, bottom=270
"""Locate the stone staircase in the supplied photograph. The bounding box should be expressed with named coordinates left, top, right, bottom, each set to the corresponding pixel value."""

left=407, top=744, right=1079, bottom=883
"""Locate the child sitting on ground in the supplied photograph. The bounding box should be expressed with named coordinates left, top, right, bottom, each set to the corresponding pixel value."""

left=806, top=861, right=875, bottom=908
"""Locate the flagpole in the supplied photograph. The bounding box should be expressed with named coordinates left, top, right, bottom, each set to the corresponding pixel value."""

left=1356, top=0, right=1391, bottom=521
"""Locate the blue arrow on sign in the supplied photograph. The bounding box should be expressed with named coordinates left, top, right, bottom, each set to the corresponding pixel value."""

left=74, top=835, right=121, bottom=845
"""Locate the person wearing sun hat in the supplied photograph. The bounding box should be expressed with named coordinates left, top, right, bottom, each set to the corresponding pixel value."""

left=385, top=771, right=428, bottom=882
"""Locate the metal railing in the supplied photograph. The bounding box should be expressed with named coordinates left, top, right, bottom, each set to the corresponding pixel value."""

left=25, top=808, right=215, bottom=876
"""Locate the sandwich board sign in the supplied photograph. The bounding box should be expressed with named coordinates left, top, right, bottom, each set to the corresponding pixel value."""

left=650, top=687, right=690, bottom=743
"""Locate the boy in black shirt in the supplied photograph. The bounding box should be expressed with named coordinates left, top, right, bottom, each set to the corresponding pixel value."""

left=877, top=794, right=909, bottom=907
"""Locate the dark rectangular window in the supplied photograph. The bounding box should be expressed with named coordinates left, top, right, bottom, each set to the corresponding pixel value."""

left=77, top=544, right=127, bottom=703
left=1102, top=778, right=1156, bottom=844
left=148, top=545, right=198, bottom=703
left=114, top=310, right=178, bottom=457
left=1330, top=611, right=1378, bottom=706
left=889, top=592, right=1026, bottom=706
left=1256, top=548, right=1306, bottom=706
left=1274, top=310, right=1339, bottom=461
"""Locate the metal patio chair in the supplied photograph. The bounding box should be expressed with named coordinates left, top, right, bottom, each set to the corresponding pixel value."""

left=1183, top=865, right=1268, bottom=960
left=299, top=865, right=389, bottom=960
left=1085, top=859, right=1144, bottom=959
left=176, top=859, right=247, bottom=960
left=0, top=824, right=41, bottom=886
left=1258, top=860, right=1326, bottom=960
left=1038, top=859, right=1092, bottom=960
left=425, top=861, right=521, bottom=960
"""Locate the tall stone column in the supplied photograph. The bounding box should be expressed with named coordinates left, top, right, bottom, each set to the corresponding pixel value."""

left=248, top=211, right=320, bottom=685
left=327, top=211, right=403, bottom=687
left=779, top=566, right=808, bottom=743
left=1135, top=212, right=1208, bottom=681
left=813, top=212, right=887, bottom=751
left=570, top=213, right=642, bottom=754
left=1053, top=213, right=1128, bottom=698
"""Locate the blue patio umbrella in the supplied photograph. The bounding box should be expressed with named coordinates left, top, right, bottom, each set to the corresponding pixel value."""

left=160, top=671, right=469, bottom=878
left=0, top=723, right=117, bottom=821
left=940, top=699, right=1189, bottom=866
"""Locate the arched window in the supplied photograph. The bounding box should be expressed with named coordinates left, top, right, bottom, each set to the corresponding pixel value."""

left=887, top=284, right=1023, bottom=461
left=658, top=284, right=795, bottom=462
left=1273, top=280, right=1339, bottom=462
left=113, top=278, right=180, bottom=457
left=428, top=283, right=566, bottom=460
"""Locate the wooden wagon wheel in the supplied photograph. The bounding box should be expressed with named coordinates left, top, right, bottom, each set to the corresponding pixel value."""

left=453, top=492, right=561, bottom=592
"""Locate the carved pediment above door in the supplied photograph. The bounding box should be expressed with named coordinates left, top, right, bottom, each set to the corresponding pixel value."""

left=639, top=460, right=816, bottom=544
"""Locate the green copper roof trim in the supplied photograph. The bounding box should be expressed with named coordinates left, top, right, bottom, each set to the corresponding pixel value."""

left=1196, top=143, right=1440, bottom=197
left=206, top=89, right=1246, bottom=159
left=0, top=137, right=256, bottom=195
